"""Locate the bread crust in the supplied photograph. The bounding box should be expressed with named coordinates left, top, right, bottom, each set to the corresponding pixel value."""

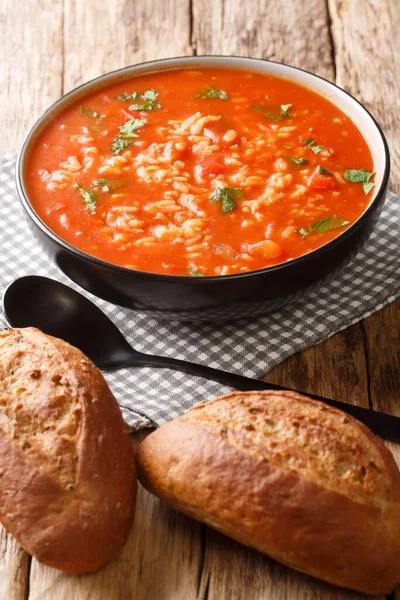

left=0, top=328, right=136, bottom=573
left=137, top=390, right=400, bottom=594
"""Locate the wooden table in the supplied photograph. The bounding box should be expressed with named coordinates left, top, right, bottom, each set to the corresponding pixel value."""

left=0, top=1, right=399, bottom=598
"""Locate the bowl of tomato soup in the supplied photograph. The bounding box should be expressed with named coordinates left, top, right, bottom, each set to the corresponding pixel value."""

left=17, top=56, right=390, bottom=320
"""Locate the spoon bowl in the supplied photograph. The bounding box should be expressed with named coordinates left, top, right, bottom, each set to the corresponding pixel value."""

left=3, top=275, right=135, bottom=369
left=2, top=275, right=399, bottom=441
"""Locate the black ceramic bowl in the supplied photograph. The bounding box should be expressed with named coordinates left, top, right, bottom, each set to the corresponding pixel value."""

left=16, top=56, right=390, bottom=320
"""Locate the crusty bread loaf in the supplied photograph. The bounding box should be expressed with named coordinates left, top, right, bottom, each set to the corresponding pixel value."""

left=137, top=390, right=400, bottom=595
left=0, top=327, right=136, bottom=573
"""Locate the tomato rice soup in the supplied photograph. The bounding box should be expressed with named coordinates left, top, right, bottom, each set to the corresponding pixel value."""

left=26, top=68, right=375, bottom=276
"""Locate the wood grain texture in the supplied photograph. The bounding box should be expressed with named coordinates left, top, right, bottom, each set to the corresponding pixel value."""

left=193, top=0, right=334, bottom=78
left=0, top=530, right=29, bottom=600
left=62, top=0, right=193, bottom=93
left=28, top=478, right=202, bottom=600
left=0, top=1, right=63, bottom=597
left=0, top=0, right=398, bottom=598
left=328, top=0, right=400, bottom=481
left=0, top=0, right=63, bottom=151
left=198, top=527, right=385, bottom=600
left=328, top=0, right=400, bottom=194
left=28, top=432, right=202, bottom=599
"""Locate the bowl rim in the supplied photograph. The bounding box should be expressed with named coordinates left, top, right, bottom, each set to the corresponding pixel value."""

left=16, top=55, right=391, bottom=283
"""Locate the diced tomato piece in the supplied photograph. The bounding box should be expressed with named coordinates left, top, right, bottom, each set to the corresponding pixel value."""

left=200, top=155, right=226, bottom=176
left=308, top=169, right=336, bottom=190
left=251, top=240, right=283, bottom=259
left=251, top=154, right=275, bottom=167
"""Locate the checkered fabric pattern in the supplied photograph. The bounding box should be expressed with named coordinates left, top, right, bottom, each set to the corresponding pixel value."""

left=0, top=152, right=399, bottom=429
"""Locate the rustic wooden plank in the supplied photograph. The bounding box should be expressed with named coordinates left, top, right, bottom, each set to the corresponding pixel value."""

left=0, top=0, right=63, bottom=151
left=192, top=0, right=334, bottom=79
left=199, top=528, right=384, bottom=600
left=0, top=0, right=397, bottom=598
left=191, top=1, right=388, bottom=599
left=266, top=322, right=371, bottom=407
left=28, top=477, right=202, bottom=600
left=62, top=0, right=193, bottom=93
left=0, top=529, right=29, bottom=600
left=328, top=0, right=400, bottom=194
left=28, top=432, right=203, bottom=599
left=25, top=3, right=201, bottom=597
left=0, top=1, right=63, bottom=596
left=327, top=2, right=400, bottom=595
left=328, top=0, right=400, bottom=475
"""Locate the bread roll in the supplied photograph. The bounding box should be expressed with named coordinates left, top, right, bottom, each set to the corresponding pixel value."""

left=0, top=327, right=136, bottom=573
left=137, top=390, right=400, bottom=595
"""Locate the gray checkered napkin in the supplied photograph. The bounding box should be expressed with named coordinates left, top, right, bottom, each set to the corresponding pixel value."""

left=0, top=152, right=398, bottom=429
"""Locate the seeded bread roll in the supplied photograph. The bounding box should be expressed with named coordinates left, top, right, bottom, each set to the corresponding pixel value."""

left=0, top=327, right=136, bottom=573
left=137, top=390, right=400, bottom=595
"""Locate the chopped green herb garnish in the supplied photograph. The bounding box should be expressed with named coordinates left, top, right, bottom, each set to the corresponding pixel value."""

left=344, top=169, right=375, bottom=195
left=77, top=185, right=96, bottom=215
left=299, top=215, right=350, bottom=236
left=344, top=169, right=373, bottom=183
left=111, top=119, right=147, bottom=154
left=280, top=104, right=293, bottom=117
left=284, top=156, right=308, bottom=166
left=362, top=181, right=375, bottom=195
left=283, top=145, right=292, bottom=149
left=115, top=89, right=161, bottom=110
left=119, top=119, right=147, bottom=137
left=190, top=271, right=205, bottom=277
left=94, top=178, right=126, bottom=192
left=80, top=106, right=103, bottom=132
left=130, top=88, right=161, bottom=111
left=111, top=138, right=132, bottom=155
left=210, top=187, right=243, bottom=214
left=317, top=165, right=333, bottom=177
left=250, top=103, right=293, bottom=122
left=81, top=106, right=100, bottom=118
left=195, top=87, right=229, bottom=100
left=304, top=138, right=325, bottom=154
left=142, top=89, right=158, bottom=102
left=115, top=91, right=138, bottom=102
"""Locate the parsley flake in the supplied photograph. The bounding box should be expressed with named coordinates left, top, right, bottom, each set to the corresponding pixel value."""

left=130, top=89, right=161, bottom=111
left=250, top=103, right=293, bottom=122
left=115, top=91, right=138, bottom=102
left=304, top=138, right=325, bottom=154
left=111, top=138, right=132, bottom=155
left=81, top=106, right=100, bottom=119
left=195, top=87, right=229, bottom=100
left=111, top=119, right=147, bottom=154
left=115, top=89, right=161, bottom=110
left=362, top=181, right=375, bottom=195
left=190, top=270, right=205, bottom=277
left=284, top=155, right=308, bottom=166
left=77, top=184, right=96, bottom=215
left=80, top=106, right=103, bottom=132
left=280, top=104, right=293, bottom=117
left=210, top=187, right=243, bottom=214
left=316, top=165, right=333, bottom=177
left=344, top=169, right=373, bottom=183
left=94, top=178, right=126, bottom=192
left=344, top=169, right=375, bottom=195
left=299, top=215, right=350, bottom=236
left=119, top=119, right=147, bottom=137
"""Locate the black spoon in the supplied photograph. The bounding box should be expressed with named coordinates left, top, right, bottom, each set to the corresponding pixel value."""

left=3, top=275, right=399, bottom=441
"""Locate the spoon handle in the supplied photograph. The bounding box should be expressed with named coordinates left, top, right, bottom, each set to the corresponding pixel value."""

left=132, top=352, right=400, bottom=442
